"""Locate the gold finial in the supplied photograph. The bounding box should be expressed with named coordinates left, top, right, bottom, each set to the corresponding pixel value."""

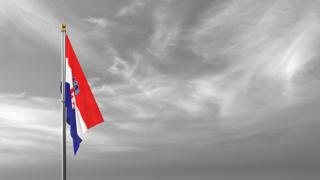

left=61, top=24, right=66, bottom=32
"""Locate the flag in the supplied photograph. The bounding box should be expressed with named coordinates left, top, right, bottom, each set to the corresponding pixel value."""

left=65, top=35, right=104, bottom=154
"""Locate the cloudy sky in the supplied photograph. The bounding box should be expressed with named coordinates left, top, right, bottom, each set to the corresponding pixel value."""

left=0, top=0, right=319, bottom=179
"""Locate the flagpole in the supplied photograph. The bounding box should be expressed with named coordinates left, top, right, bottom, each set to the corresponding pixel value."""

left=61, top=23, right=67, bottom=180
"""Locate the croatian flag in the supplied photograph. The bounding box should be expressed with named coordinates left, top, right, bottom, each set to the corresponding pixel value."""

left=65, top=35, right=104, bottom=154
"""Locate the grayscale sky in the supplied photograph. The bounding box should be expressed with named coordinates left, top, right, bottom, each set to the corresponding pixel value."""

left=0, top=0, right=319, bottom=180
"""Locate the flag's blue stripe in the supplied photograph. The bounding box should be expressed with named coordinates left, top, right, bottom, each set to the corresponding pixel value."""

left=65, top=82, right=82, bottom=154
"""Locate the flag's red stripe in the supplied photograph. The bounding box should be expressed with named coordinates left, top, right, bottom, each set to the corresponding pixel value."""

left=66, top=35, right=104, bottom=129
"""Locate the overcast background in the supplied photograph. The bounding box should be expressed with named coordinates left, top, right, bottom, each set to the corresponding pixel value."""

left=0, top=0, right=319, bottom=180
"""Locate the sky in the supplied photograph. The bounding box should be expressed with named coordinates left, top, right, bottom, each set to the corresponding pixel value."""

left=0, top=0, right=319, bottom=180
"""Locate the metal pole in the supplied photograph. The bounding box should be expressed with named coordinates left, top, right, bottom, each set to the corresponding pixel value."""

left=61, top=23, right=67, bottom=180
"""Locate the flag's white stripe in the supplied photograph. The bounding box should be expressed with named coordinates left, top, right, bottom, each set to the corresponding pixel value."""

left=65, top=58, right=73, bottom=84
left=65, top=58, right=87, bottom=139
left=75, top=106, right=88, bottom=134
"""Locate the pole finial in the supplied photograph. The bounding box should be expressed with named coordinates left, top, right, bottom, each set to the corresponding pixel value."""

left=61, top=24, right=66, bottom=32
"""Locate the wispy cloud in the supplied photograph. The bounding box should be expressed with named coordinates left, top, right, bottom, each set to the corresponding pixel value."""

left=84, top=17, right=114, bottom=28
left=0, top=0, right=60, bottom=47
left=116, top=1, right=145, bottom=17
left=0, top=93, right=60, bottom=166
left=0, top=93, right=138, bottom=166
left=147, top=6, right=180, bottom=58
left=186, top=0, right=320, bottom=116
